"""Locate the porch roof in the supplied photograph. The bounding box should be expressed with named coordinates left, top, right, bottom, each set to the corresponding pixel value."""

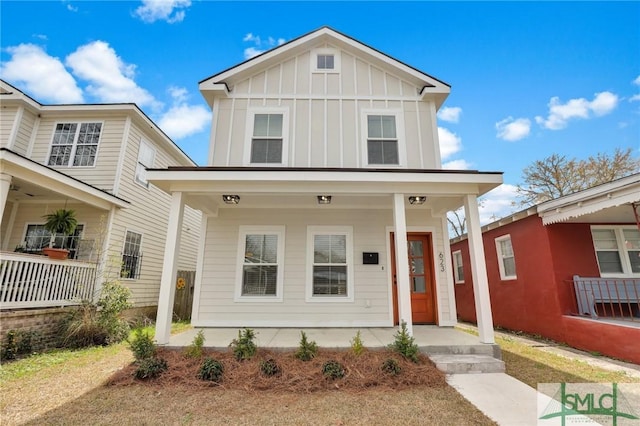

left=147, top=167, right=503, bottom=215
left=1, top=148, right=130, bottom=210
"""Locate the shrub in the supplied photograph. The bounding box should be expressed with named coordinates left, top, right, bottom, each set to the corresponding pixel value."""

left=229, top=328, right=257, bottom=361
left=389, top=321, right=420, bottom=363
left=134, top=357, right=168, bottom=380
left=322, top=360, right=345, bottom=380
left=184, top=330, right=205, bottom=358
left=57, top=280, right=132, bottom=348
left=129, top=329, right=157, bottom=361
left=381, top=358, right=402, bottom=376
left=260, top=358, right=281, bottom=377
left=350, top=331, right=365, bottom=356
left=198, top=357, right=224, bottom=382
left=295, top=331, right=318, bottom=361
left=1, top=330, right=42, bottom=361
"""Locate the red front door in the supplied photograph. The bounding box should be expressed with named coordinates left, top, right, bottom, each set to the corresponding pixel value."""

left=391, top=233, right=437, bottom=324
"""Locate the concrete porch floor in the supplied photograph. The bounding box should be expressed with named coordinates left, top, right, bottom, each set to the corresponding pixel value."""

left=165, top=325, right=498, bottom=355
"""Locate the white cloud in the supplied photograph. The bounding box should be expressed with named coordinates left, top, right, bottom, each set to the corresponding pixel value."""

left=0, top=44, right=83, bottom=103
left=442, top=159, right=472, bottom=170
left=478, top=184, right=519, bottom=225
left=66, top=3, right=78, bottom=12
left=495, top=117, right=531, bottom=141
left=535, top=91, right=619, bottom=130
left=243, top=33, right=286, bottom=59
left=634, top=75, right=640, bottom=86
left=437, top=106, right=462, bottom=123
left=134, top=0, right=191, bottom=23
left=438, top=127, right=462, bottom=160
left=630, top=94, right=640, bottom=102
left=65, top=41, right=159, bottom=108
left=157, top=86, right=209, bottom=139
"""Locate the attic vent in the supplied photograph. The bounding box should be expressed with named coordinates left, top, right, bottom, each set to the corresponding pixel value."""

left=317, top=54, right=334, bottom=70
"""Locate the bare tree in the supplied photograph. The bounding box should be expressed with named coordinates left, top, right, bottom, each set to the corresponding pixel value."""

left=517, top=148, right=639, bottom=206
left=447, top=208, right=467, bottom=238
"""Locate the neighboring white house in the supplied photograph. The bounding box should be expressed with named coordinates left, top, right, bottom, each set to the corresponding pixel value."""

left=0, top=80, right=201, bottom=313
left=149, top=27, right=502, bottom=344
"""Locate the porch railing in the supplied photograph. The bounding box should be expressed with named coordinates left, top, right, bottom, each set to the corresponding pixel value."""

left=572, top=275, right=640, bottom=322
left=0, top=251, right=97, bottom=310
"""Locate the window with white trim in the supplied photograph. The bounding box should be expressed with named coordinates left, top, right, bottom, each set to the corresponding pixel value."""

left=366, top=114, right=399, bottom=165
left=250, top=114, right=283, bottom=164
left=591, top=226, right=640, bottom=276
left=135, top=139, right=156, bottom=187
left=48, top=122, right=102, bottom=167
left=121, top=231, right=143, bottom=279
left=22, top=224, right=84, bottom=258
left=236, top=226, right=285, bottom=301
left=495, top=235, right=516, bottom=280
left=312, top=48, right=340, bottom=73
left=307, top=226, right=354, bottom=302
left=452, top=250, right=464, bottom=283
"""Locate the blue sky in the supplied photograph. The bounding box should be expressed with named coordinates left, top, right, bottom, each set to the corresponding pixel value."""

left=1, top=1, right=639, bottom=223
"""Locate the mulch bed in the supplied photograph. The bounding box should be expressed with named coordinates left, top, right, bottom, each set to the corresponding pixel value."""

left=108, top=348, right=447, bottom=393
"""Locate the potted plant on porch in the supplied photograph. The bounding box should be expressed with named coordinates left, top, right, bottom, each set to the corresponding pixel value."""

left=42, top=208, right=78, bottom=260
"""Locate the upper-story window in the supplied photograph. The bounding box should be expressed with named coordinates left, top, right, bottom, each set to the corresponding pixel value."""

left=367, top=115, right=398, bottom=165
left=591, top=226, right=640, bottom=276
left=245, top=109, right=289, bottom=166
left=317, top=54, right=334, bottom=70
left=48, top=122, right=102, bottom=167
left=135, top=138, right=156, bottom=187
left=311, top=48, right=340, bottom=73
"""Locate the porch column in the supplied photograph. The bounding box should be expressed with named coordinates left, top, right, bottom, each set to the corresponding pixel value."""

left=463, top=194, right=495, bottom=344
left=393, top=193, right=413, bottom=335
left=0, top=173, right=12, bottom=225
left=2, top=201, right=19, bottom=251
left=155, top=191, right=185, bottom=345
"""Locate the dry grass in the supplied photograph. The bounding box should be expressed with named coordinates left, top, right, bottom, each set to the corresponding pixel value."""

left=2, top=345, right=495, bottom=426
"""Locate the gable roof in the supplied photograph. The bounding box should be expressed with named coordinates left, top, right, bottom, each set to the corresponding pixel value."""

left=199, top=26, right=450, bottom=107
left=0, top=79, right=196, bottom=167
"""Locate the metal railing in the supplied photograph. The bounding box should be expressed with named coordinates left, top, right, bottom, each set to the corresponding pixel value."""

left=0, top=251, right=97, bottom=310
left=572, top=275, right=640, bottom=322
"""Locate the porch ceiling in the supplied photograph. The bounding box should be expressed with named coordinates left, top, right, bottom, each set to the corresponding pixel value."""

left=147, top=168, right=503, bottom=215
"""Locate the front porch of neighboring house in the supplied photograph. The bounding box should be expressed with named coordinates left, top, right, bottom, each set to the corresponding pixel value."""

left=149, top=168, right=502, bottom=348
left=1, top=149, right=130, bottom=310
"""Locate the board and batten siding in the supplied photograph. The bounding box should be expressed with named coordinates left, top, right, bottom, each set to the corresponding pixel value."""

left=107, top=121, right=200, bottom=307
left=210, top=46, right=439, bottom=169
left=28, top=116, right=127, bottom=192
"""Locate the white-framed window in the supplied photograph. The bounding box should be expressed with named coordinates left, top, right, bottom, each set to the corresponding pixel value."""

left=235, top=226, right=285, bottom=302
left=22, top=223, right=84, bottom=258
left=361, top=110, right=405, bottom=167
left=47, top=122, right=102, bottom=167
left=306, top=226, right=354, bottom=302
left=452, top=250, right=464, bottom=284
left=495, top=235, right=516, bottom=280
left=244, top=109, right=289, bottom=166
left=135, top=138, right=156, bottom=187
left=591, top=226, right=640, bottom=276
left=311, top=48, right=340, bottom=73
left=121, top=231, right=143, bottom=280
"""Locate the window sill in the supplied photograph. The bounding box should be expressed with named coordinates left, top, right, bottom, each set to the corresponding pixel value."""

left=233, top=296, right=283, bottom=303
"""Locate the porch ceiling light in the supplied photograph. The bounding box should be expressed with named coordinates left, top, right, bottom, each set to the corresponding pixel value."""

left=408, top=196, right=426, bottom=205
left=317, top=195, right=332, bottom=204
left=222, top=194, right=240, bottom=204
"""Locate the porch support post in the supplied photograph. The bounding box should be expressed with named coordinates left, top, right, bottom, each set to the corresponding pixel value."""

left=393, top=193, right=413, bottom=335
left=155, top=191, right=185, bottom=345
left=464, top=194, right=495, bottom=344
left=0, top=173, right=12, bottom=225
left=2, top=201, right=19, bottom=251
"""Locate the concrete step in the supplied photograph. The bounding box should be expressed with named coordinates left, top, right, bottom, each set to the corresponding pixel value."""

left=421, top=343, right=501, bottom=359
left=429, top=354, right=506, bottom=374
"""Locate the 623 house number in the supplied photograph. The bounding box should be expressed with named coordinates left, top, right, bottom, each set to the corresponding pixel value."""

left=438, top=253, right=445, bottom=272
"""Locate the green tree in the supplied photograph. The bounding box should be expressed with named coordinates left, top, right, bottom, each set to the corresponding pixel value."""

left=517, top=148, right=639, bottom=206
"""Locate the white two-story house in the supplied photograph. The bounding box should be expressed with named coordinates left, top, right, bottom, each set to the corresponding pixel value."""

left=149, top=27, right=502, bottom=344
left=0, top=80, right=201, bottom=317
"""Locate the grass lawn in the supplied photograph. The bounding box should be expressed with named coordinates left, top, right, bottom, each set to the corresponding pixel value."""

left=2, top=324, right=637, bottom=425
